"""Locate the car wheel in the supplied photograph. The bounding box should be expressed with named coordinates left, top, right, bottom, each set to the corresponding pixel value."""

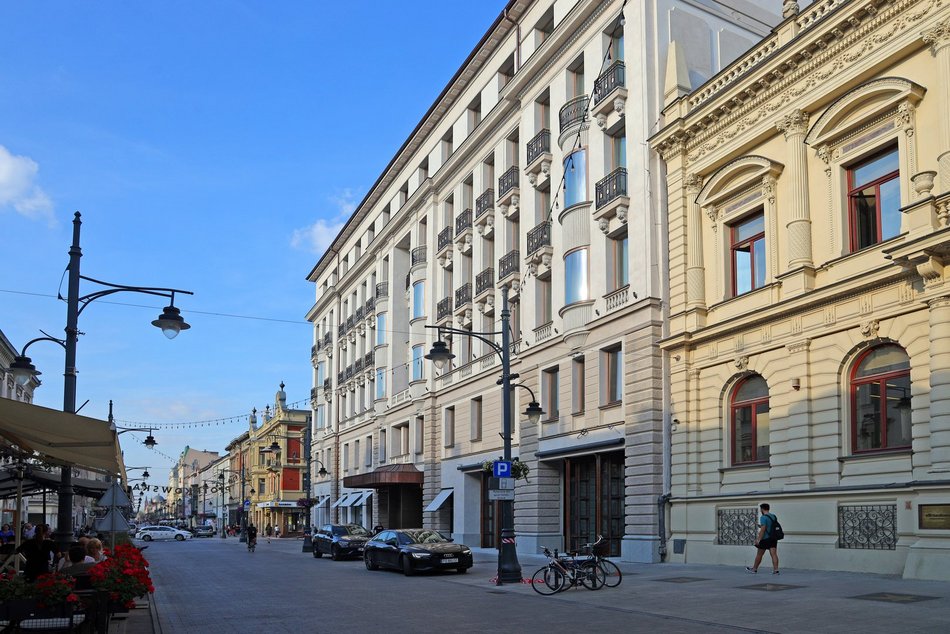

left=331, top=545, right=341, bottom=561
left=365, top=554, right=378, bottom=571
left=175, top=534, right=185, bottom=541
left=142, top=535, right=152, bottom=542
left=313, top=548, right=322, bottom=558
left=401, top=556, right=414, bottom=577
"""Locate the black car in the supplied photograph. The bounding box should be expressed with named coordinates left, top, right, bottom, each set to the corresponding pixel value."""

left=363, top=528, right=473, bottom=575
left=313, top=524, right=372, bottom=560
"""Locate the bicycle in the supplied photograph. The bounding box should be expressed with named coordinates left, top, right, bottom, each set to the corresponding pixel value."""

left=530, top=544, right=606, bottom=595
left=590, top=535, right=622, bottom=588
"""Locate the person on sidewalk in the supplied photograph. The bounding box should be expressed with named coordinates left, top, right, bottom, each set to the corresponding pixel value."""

left=746, top=503, right=780, bottom=575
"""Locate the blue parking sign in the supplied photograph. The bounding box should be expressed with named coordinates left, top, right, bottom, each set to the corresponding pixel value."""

left=493, top=461, right=512, bottom=478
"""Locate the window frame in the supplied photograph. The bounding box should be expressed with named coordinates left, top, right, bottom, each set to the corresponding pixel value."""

left=849, top=345, right=912, bottom=454
left=572, top=356, right=585, bottom=415
left=603, top=346, right=623, bottom=406
left=730, top=375, right=770, bottom=466
left=542, top=366, right=560, bottom=421
left=563, top=149, right=588, bottom=208
left=847, top=145, right=901, bottom=253
left=564, top=247, right=590, bottom=305
left=729, top=211, right=766, bottom=297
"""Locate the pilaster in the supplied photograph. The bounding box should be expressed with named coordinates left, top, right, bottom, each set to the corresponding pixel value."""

left=927, top=295, right=950, bottom=473
left=923, top=19, right=950, bottom=191
left=776, top=110, right=814, bottom=271
left=684, top=174, right=707, bottom=311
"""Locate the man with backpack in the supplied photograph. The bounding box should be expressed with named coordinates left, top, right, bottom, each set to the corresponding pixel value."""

left=746, top=502, right=782, bottom=575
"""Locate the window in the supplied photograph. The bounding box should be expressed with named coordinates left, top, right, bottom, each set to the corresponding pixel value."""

left=536, top=278, right=553, bottom=325
left=568, top=57, right=584, bottom=98
left=851, top=344, right=912, bottom=452
left=378, top=431, right=386, bottom=462
left=444, top=406, right=455, bottom=448
left=315, top=404, right=325, bottom=429
left=365, top=436, right=373, bottom=467
left=412, top=282, right=425, bottom=319
left=376, top=368, right=386, bottom=400
left=730, top=212, right=766, bottom=296
left=609, top=30, right=624, bottom=62
left=414, top=416, right=424, bottom=454
left=564, top=248, right=589, bottom=304
left=343, top=443, right=349, bottom=472
left=848, top=146, right=900, bottom=251
left=609, top=232, right=628, bottom=290
left=731, top=375, right=770, bottom=465
left=258, top=478, right=266, bottom=496
left=543, top=366, right=559, bottom=420
left=572, top=356, right=585, bottom=414
left=471, top=396, right=482, bottom=441
left=603, top=346, right=622, bottom=404
left=353, top=440, right=360, bottom=471
left=316, top=361, right=325, bottom=385
left=609, top=134, right=626, bottom=170
left=412, top=345, right=424, bottom=381
left=564, top=150, right=587, bottom=207
left=376, top=313, right=387, bottom=346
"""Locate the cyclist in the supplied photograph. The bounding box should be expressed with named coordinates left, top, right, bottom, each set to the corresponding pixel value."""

left=247, top=524, right=258, bottom=552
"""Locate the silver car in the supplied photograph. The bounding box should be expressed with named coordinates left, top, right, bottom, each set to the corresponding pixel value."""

left=136, top=525, right=193, bottom=541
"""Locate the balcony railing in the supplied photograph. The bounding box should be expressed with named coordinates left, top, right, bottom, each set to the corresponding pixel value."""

left=364, top=351, right=374, bottom=367
left=438, top=226, right=453, bottom=251
left=311, top=344, right=318, bottom=358
left=311, top=386, right=318, bottom=400
left=595, top=168, right=628, bottom=209
left=593, top=61, right=626, bottom=106
left=498, top=167, right=519, bottom=198
left=364, top=297, right=375, bottom=313
left=475, top=267, right=495, bottom=295
left=437, top=297, right=453, bottom=320
left=475, top=189, right=494, bottom=220
left=527, top=129, right=551, bottom=165
left=456, top=208, right=473, bottom=236
left=337, top=371, right=345, bottom=384
left=355, top=306, right=364, bottom=321
left=337, top=324, right=346, bottom=337
left=411, top=246, right=427, bottom=266
left=323, top=332, right=332, bottom=347
left=345, top=366, right=354, bottom=380
left=527, top=221, right=551, bottom=256
left=499, top=250, right=520, bottom=279
left=455, top=283, right=472, bottom=308
left=355, top=359, right=364, bottom=373
left=405, top=273, right=411, bottom=291
left=559, top=95, right=588, bottom=132
left=346, top=315, right=355, bottom=331
left=376, top=281, right=389, bottom=299
left=323, top=378, right=331, bottom=391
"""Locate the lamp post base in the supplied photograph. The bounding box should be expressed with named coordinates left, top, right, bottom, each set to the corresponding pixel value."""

left=496, top=527, right=522, bottom=585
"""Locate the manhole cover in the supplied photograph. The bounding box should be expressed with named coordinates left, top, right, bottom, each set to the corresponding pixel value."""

left=851, top=593, right=939, bottom=603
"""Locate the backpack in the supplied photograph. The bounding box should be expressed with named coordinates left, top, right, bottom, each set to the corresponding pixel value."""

left=766, top=513, right=785, bottom=541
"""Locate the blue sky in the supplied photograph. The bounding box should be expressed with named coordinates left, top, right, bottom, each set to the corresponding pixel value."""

left=1, top=1, right=507, bottom=496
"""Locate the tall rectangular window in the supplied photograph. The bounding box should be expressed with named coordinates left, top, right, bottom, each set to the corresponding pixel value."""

left=376, top=313, right=387, bottom=346
left=610, top=134, right=626, bottom=170
left=376, top=368, right=386, bottom=400
left=470, top=396, right=483, bottom=441
left=315, top=404, right=325, bottom=429
left=565, top=248, right=590, bottom=304
left=379, top=431, right=386, bottom=462
left=536, top=278, right=553, bottom=325
left=365, top=435, right=373, bottom=467
left=603, top=346, right=623, bottom=405
left=564, top=150, right=587, bottom=207
left=572, top=356, right=585, bottom=414
left=412, top=282, right=425, bottom=319
left=730, top=212, right=766, bottom=296
left=414, top=416, right=424, bottom=455
left=343, top=443, right=349, bottom=472
left=317, top=361, right=325, bottom=386
left=444, top=406, right=455, bottom=448
left=412, top=345, right=424, bottom=381
left=848, top=146, right=900, bottom=251
left=609, top=232, right=628, bottom=290
left=543, top=366, right=559, bottom=420
left=354, top=440, right=360, bottom=471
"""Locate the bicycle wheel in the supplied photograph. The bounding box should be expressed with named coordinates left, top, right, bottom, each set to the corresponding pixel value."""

left=579, top=561, right=606, bottom=590
left=530, top=565, right=565, bottom=596
left=598, top=559, right=623, bottom=587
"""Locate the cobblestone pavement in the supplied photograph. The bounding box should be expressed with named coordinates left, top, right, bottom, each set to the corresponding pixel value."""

left=144, top=537, right=950, bottom=633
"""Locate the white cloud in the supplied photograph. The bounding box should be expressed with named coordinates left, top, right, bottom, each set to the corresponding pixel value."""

left=0, top=145, right=55, bottom=225
left=290, top=189, right=358, bottom=256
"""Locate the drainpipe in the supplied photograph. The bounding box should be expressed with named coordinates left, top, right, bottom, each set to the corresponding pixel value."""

left=502, top=7, right=521, bottom=72
left=657, top=493, right=671, bottom=560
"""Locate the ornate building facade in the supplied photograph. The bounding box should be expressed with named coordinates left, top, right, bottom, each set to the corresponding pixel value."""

left=307, top=0, right=777, bottom=561
left=652, top=0, right=950, bottom=579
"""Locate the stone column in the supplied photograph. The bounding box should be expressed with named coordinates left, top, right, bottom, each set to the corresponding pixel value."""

left=923, top=20, right=950, bottom=191
left=928, top=296, right=950, bottom=473
left=776, top=110, right=814, bottom=270
left=685, top=174, right=706, bottom=310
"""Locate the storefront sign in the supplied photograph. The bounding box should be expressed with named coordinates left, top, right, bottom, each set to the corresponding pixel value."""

left=918, top=504, right=950, bottom=530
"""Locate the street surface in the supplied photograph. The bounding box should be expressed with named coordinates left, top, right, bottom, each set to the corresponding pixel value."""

left=143, top=537, right=950, bottom=633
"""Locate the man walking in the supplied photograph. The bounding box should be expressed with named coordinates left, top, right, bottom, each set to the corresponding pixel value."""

left=746, top=503, right=780, bottom=574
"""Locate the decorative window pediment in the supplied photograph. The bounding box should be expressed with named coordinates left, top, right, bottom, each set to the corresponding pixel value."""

left=696, top=156, right=784, bottom=210
left=805, top=77, right=925, bottom=148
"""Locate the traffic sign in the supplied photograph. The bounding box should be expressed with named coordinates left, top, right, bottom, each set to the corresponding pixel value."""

left=243, top=500, right=251, bottom=511
left=497, top=477, right=515, bottom=490
left=493, top=461, right=512, bottom=478
left=488, top=489, right=515, bottom=501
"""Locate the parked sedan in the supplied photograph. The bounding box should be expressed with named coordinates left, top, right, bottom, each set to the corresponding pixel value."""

left=135, top=525, right=193, bottom=541
left=191, top=525, right=216, bottom=538
left=363, top=529, right=473, bottom=575
left=313, top=524, right=372, bottom=560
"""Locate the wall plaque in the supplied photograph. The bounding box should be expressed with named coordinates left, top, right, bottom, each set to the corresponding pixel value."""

left=918, top=504, right=950, bottom=530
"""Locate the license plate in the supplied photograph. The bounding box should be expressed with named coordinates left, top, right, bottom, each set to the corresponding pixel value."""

left=442, top=557, right=458, bottom=563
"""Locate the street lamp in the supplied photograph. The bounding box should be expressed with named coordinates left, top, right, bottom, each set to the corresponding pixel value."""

left=9, top=212, right=193, bottom=549
left=424, top=286, right=537, bottom=585
left=260, top=430, right=326, bottom=551
left=218, top=468, right=250, bottom=542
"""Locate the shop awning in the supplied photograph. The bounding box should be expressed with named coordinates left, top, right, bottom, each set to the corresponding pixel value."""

left=350, top=491, right=373, bottom=507
left=314, top=496, right=329, bottom=509
left=423, top=488, right=453, bottom=513
left=0, top=399, right=125, bottom=477
left=535, top=437, right=624, bottom=461
left=0, top=468, right=110, bottom=499
left=331, top=493, right=353, bottom=508
left=343, top=464, right=423, bottom=488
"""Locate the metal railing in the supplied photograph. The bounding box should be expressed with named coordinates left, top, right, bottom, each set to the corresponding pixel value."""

left=438, top=226, right=453, bottom=250
left=593, top=61, right=625, bottom=106
left=310, top=386, right=318, bottom=400
left=411, top=246, right=427, bottom=266
left=498, top=250, right=520, bottom=279
left=595, top=167, right=628, bottom=209
left=498, top=167, right=519, bottom=198
left=456, top=208, right=473, bottom=236
left=323, top=378, right=331, bottom=392
left=355, top=359, right=364, bottom=373
left=559, top=95, right=588, bottom=132
left=337, top=324, right=346, bottom=337
left=376, top=281, right=389, bottom=299
left=364, top=297, right=375, bottom=312
left=475, top=268, right=495, bottom=295
left=437, top=297, right=453, bottom=320
left=527, top=129, right=551, bottom=165
left=455, top=283, right=472, bottom=308
left=311, top=344, right=318, bottom=358
left=355, top=306, right=364, bottom=322
left=323, top=332, right=331, bottom=347
left=475, top=189, right=494, bottom=220
left=364, top=351, right=374, bottom=367
left=527, top=221, right=551, bottom=256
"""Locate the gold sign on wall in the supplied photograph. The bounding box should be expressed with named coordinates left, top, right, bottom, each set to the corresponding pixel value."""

left=918, top=505, right=950, bottom=530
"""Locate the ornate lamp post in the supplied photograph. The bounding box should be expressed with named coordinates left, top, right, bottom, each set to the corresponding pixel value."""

left=9, top=213, right=193, bottom=549
left=424, top=286, right=542, bottom=585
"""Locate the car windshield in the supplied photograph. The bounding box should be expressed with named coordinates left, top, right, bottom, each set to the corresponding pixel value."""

left=344, top=525, right=370, bottom=537
left=403, top=529, right=447, bottom=544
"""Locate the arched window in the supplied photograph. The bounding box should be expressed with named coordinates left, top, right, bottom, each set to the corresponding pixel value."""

left=731, top=375, right=770, bottom=465
left=851, top=344, right=912, bottom=453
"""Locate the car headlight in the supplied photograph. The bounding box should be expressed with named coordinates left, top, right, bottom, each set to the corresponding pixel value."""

left=460, top=548, right=471, bottom=554
left=411, top=552, right=432, bottom=559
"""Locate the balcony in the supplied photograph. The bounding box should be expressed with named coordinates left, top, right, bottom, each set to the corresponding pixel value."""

left=497, top=167, right=520, bottom=219
left=355, top=306, right=365, bottom=322
left=364, top=351, right=374, bottom=368
left=324, top=378, right=331, bottom=392
left=411, top=246, right=427, bottom=268
left=525, top=129, right=552, bottom=190
left=354, top=359, right=364, bottom=374
left=437, top=296, right=453, bottom=323
left=559, top=95, right=588, bottom=133
left=474, top=189, right=495, bottom=239
left=375, top=281, right=389, bottom=300
left=437, top=226, right=454, bottom=270
left=593, top=168, right=630, bottom=233
left=453, top=282, right=473, bottom=328
left=364, top=297, right=375, bottom=315
left=311, top=344, right=318, bottom=360
left=591, top=61, right=627, bottom=129
left=338, top=323, right=346, bottom=338
left=498, top=250, right=521, bottom=301
left=310, top=386, right=318, bottom=403
left=454, top=208, right=473, bottom=255
left=475, top=267, right=495, bottom=316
